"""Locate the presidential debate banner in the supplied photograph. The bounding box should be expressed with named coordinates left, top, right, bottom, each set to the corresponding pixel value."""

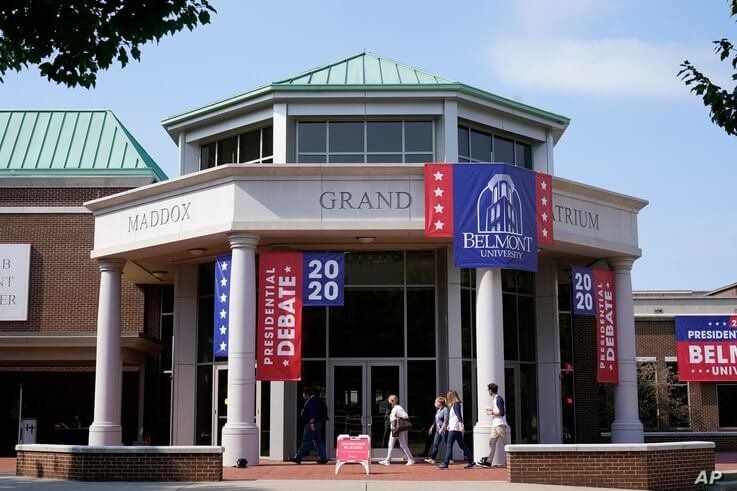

left=571, top=266, right=618, bottom=384
left=676, top=316, right=737, bottom=382
left=424, top=163, right=553, bottom=272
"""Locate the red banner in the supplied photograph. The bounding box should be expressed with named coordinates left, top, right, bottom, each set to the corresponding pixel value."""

left=535, top=172, right=554, bottom=246
left=256, top=252, right=303, bottom=381
left=594, top=268, right=618, bottom=384
left=424, top=163, right=453, bottom=238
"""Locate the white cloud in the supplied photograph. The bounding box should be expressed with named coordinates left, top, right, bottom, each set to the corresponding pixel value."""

left=488, top=37, right=727, bottom=97
left=512, top=0, right=616, bottom=35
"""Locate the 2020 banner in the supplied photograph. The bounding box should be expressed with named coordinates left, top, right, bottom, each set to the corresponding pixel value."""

left=676, top=316, right=737, bottom=381
left=424, top=163, right=553, bottom=272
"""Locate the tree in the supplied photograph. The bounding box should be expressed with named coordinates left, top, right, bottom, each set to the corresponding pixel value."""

left=0, top=0, right=215, bottom=88
left=679, top=0, right=737, bottom=136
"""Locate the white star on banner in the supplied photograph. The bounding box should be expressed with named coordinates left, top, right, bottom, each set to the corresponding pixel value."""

left=220, top=293, right=227, bottom=303
left=708, top=322, right=713, bottom=326
left=284, top=265, right=292, bottom=273
left=219, top=325, right=227, bottom=335
left=219, top=341, right=227, bottom=352
left=542, top=228, right=548, bottom=238
left=433, top=171, right=444, bottom=181
left=606, top=282, right=611, bottom=289
left=434, top=220, right=444, bottom=230
left=220, top=277, right=228, bottom=287
left=219, top=309, right=227, bottom=319
left=434, top=203, right=444, bottom=214
left=541, top=180, right=547, bottom=190
left=541, top=196, right=548, bottom=207
left=541, top=212, right=548, bottom=222
left=282, top=359, right=290, bottom=367
left=221, top=262, right=229, bottom=271
left=434, top=187, right=444, bottom=197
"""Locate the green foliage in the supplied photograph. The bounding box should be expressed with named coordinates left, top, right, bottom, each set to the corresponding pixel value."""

left=679, top=0, right=737, bottom=136
left=0, top=0, right=215, bottom=88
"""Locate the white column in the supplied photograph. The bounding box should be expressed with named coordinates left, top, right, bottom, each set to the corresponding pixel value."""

left=609, top=257, right=644, bottom=443
left=442, top=100, right=458, bottom=162
left=473, top=268, right=505, bottom=462
left=273, top=103, right=287, bottom=164
left=222, top=234, right=260, bottom=466
left=89, top=258, right=125, bottom=446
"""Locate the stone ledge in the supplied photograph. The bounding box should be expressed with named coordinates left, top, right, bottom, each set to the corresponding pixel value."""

left=15, top=444, right=223, bottom=454
left=506, top=441, right=715, bottom=452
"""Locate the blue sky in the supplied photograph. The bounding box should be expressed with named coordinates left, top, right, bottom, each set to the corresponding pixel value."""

left=2, top=0, right=736, bottom=291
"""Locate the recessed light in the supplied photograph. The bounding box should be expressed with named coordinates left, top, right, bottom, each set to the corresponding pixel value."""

left=188, top=248, right=206, bottom=256
left=356, top=237, right=375, bottom=244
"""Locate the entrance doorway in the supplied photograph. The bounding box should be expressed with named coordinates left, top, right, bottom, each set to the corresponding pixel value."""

left=328, top=361, right=404, bottom=458
left=504, top=363, right=538, bottom=443
left=212, top=366, right=227, bottom=445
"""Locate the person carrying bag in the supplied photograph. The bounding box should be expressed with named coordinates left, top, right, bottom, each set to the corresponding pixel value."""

left=379, top=394, right=415, bottom=466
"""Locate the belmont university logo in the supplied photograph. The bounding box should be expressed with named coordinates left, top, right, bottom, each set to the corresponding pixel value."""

left=462, top=173, right=534, bottom=260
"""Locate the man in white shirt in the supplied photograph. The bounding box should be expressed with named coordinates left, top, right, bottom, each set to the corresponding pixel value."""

left=478, top=382, right=508, bottom=468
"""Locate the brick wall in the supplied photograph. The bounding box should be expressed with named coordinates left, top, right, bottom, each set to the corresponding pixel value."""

left=16, top=449, right=223, bottom=481
left=0, top=187, right=144, bottom=337
left=508, top=447, right=714, bottom=490
left=573, top=315, right=603, bottom=442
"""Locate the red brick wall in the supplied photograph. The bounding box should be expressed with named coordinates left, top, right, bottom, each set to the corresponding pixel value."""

left=508, top=447, right=714, bottom=491
left=0, top=187, right=144, bottom=337
left=16, top=450, right=222, bottom=481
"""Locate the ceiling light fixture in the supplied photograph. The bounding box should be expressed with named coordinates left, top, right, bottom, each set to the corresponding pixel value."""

left=188, top=247, right=206, bottom=256
left=356, top=237, right=375, bottom=244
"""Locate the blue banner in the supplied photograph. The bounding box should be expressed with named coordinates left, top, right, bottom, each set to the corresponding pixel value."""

left=303, top=252, right=345, bottom=306
left=214, top=255, right=231, bottom=357
left=453, top=163, right=537, bottom=271
left=571, top=266, right=595, bottom=316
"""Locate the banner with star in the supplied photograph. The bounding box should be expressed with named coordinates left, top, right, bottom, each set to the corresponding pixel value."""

left=214, top=255, right=232, bottom=357
left=676, top=316, right=737, bottom=382
left=593, top=268, right=618, bottom=384
left=424, top=162, right=553, bottom=271
left=257, top=252, right=304, bottom=381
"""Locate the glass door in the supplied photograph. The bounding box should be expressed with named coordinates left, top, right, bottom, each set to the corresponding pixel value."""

left=212, top=366, right=228, bottom=445
left=328, top=361, right=403, bottom=459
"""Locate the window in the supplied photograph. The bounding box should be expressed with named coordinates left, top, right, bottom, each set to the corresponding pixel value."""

left=457, top=124, right=533, bottom=169
left=199, top=125, right=274, bottom=169
left=665, top=361, right=690, bottom=429
left=637, top=361, right=659, bottom=430
left=297, top=120, right=433, bottom=163
left=718, top=385, right=737, bottom=428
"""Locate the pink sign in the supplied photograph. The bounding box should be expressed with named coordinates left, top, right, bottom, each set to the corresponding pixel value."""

left=335, top=435, right=370, bottom=475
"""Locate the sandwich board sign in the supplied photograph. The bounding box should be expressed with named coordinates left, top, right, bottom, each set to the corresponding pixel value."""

left=335, top=434, right=370, bottom=475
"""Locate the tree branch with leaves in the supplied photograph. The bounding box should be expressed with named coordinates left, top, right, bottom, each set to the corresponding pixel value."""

left=0, top=0, right=215, bottom=88
left=679, top=0, right=737, bottom=136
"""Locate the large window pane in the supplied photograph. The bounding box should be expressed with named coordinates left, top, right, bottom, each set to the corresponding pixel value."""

left=503, top=294, right=518, bottom=360
left=329, top=122, right=364, bottom=153
left=367, top=122, right=402, bottom=152
left=494, top=136, right=514, bottom=164
left=195, top=365, right=213, bottom=445
left=458, top=127, right=469, bottom=158
left=345, top=251, right=403, bottom=285
left=217, top=136, right=238, bottom=165
left=329, top=288, right=404, bottom=357
left=406, top=250, right=435, bottom=285
left=298, top=122, right=326, bottom=152
left=201, top=142, right=216, bottom=169
left=329, top=154, right=364, bottom=163
left=302, top=307, right=326, bottom=358
left=404, top=121, right=433, bottom=152
left=718, top=385, right=737, bottom=428
left=518, top=296, right=536, bottom=362
left=637, top=362, right=658, bottom=430
left=404, top=153, right=433, bottom=163
left=262, top=126, right=273, bottom=158
left=407, top=288, right=436, bottom=357
left=515, top=142, right=532, bottom=169
left=296, top=361, right=326, bottom=449
left=470, top=130, right=491, bottom=161
left=367, top=154, right=402, bottom=163
left=461, top=288, right=474, bottom=359
left=239, top=130, right=260, bottom=163
left=298, top=154, right=327, bottom=163
left=198, top=295, right=214, bottom=363
left=519, top=364, right=538, bottom=443
left=406, top=360, right=437, bottom=454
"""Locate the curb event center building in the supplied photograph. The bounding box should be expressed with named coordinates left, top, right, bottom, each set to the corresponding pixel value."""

left=5, top=53, right=728, bottom=465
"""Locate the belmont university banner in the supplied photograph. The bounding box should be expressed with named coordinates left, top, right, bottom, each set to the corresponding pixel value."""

left=424, top=163, right=553, bottom=272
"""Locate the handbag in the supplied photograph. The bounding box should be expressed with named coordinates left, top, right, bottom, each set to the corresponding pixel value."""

left=392, top=417, right=413, bottom=437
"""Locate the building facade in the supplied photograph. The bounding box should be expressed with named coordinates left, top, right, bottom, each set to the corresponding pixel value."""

left=3, top=54, right=651, bottom=465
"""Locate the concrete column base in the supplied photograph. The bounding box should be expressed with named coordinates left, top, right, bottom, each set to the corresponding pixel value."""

left=611, top=419, right=644, bottom=443
left=221, top=423, right=260, bottom=467
left=88, top=423, right=122, bottom=446
left=473, top=423, right=507, bottom=466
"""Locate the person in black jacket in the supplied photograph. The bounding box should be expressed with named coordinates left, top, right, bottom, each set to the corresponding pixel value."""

left=290, top=387, right=328, bottom=464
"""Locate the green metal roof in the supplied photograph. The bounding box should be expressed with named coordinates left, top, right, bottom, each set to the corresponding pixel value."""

left=162, top=52, right=570, bottom=128
left=0, top=110, right=167, bottom=181
left=273, top=52, right=454, bottom=85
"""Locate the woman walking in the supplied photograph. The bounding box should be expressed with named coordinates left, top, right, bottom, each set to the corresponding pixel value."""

left=424, top=396, right=448, bottom=464
left=438, top=390, right=475, bottom=469
left=378, top=394, right=415, bottom=466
